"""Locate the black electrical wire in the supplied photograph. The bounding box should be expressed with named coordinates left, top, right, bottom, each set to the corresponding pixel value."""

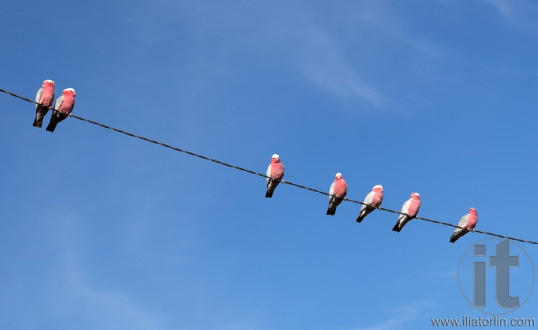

left=2, top=87, right=536, bottom=245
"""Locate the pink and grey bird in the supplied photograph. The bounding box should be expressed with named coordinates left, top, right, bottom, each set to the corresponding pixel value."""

left=392, top=192, right=421, bottom=232
left=356, top=185, right=384, bottom=223
left=326, top=173, right=347, bottom=215
left=46, top=88, right=76, bottom=132
left=450, top=208, right=478, bottom=243
left=33, top=80, right=55, bottom=128
left=265, top=154, right=285, bottom=198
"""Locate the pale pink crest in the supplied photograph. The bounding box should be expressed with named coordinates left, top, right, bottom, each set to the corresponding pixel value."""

left=43, top=79, right=55, bottom=87
left=63, top=88, right=76, bottom=96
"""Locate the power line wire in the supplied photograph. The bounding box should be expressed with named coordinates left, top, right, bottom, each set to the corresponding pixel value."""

left=1, top=87, right=536, bottom=245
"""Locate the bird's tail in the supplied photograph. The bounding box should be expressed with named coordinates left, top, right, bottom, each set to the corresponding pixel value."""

left=356, top=206, right=373, bottom=223
left=326, top=197, right=332, bottom=215
left=265, top=180, right=274, bottom=198
left=393, top=214, right=410, bottom=232
left=450, top=230, right=466, bottom=243
left=46, top=118, right=58, bottom=132
left=33, top=106, right=46, bottom=127
left=326, top=206, right=335, bottom=215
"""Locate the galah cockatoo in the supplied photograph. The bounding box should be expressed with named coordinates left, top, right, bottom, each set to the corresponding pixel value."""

left=392, top=192, right=421, bottom=232
left=46, top=88, right=76, bottom=132
left=450, top=208, right=478, bottom=243
left=33, top=80, right=55, bottom=128
left=265, top=154, right=285, bottom=198
left=356, top=185, right=384, bottom=223
left=326, top=173, right=347, bottom=215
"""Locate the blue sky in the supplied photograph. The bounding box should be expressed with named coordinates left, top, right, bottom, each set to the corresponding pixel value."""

left=1, top=0, right=538, bottom=329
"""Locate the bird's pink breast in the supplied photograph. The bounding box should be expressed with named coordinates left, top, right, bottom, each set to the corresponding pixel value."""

left=334, top=180, right=347, bottom=197
left=41, top=86, right=54, bottom=106
left=407, top=198, right=421, bottom=217
left=466, top=214, right=477, bottom=230
left=271, top=162, right=284, bottom=179
left=371, top=192, right=383, bottom=207
left=59, top=95, right=75, bottom=113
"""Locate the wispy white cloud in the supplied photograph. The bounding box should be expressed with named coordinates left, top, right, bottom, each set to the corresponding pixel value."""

left=121, top=0, right=446, bottom=113
left=481, top=0, right=538, bottom=33
left=486, top=0, right=515, bottom=22
left=232, top=1, right=389, bottom=107
left=125, top=0, right=390, bottom=108
left=48, top=253, right=162, bottom=330
left=41, top=211, right=267, bottom=330
left=288, top=23, right=386, bottom=107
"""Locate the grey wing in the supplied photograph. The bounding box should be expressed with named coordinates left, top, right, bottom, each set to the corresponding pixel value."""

left=398, top=199, right=411, bottom=222
left=453, top=214, right=469, bottom=234
left=266, top=164, right=271, bottom=185
left=35, top=88, right=43, bottom=109
left=457, top=214, right=469, bottom=228
left=364, top=191, right=374, bottom=205
left=400, top=199, right=411, bottom=214
left=361, top=191, right=375, bottom=213
left=328, top=182, right=335, bottom=201
left=54, top=95, right=64, bottom=111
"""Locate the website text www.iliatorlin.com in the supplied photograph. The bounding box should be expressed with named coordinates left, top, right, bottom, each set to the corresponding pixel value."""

left=431, top=316, right=535, bottom=327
